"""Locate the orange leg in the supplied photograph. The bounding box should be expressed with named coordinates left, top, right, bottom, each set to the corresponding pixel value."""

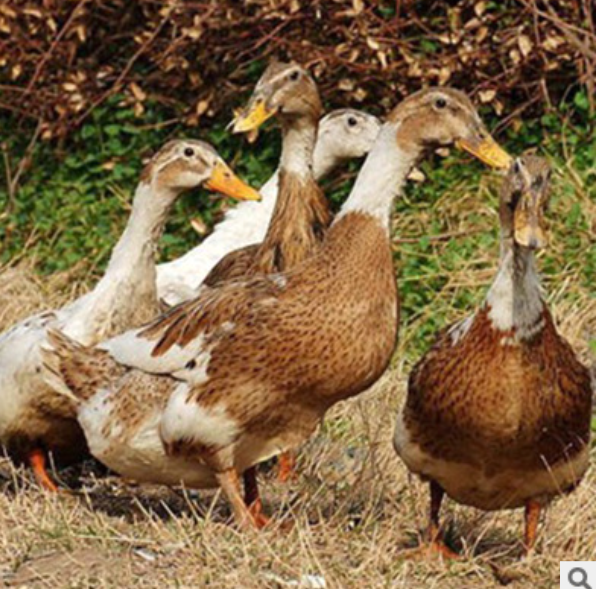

left=404, top=481, right=461, bottom=560
left=216, top=468, right=269, bottom=530
left=424, top=481, right=461, bottom=559
left=277, top=451, right=296, bottom=483
left=524, top=499, right=542, bottom=555
left=28, top=448, right=59, bottom=493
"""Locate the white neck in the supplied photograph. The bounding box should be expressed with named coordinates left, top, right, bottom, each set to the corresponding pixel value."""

left=312, top=140, right=340, bottom=179
left=337, top=124, right=419, bottom=233
left=63, top=182, right=176, bottom=341
left=104, top=181, right=176, bottom=275
left=485, top=240, right=544, bottom=341
left=280, top=121, right=316, bottom=179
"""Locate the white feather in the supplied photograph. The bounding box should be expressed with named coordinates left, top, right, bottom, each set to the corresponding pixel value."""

left=160, top=383, right=240, bottom=449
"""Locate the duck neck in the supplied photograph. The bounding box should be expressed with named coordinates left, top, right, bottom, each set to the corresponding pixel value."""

left=63, top=181, right=178, bottom=342
left=253, top=115, right=330, bottom=273
left=105, top=182, right=177, bottom=275
left=279, top=116, right=317, bottom=180
left=311, top=139, right=339, bottom=180
left=485, top=237, right=544, bottom=340
left=338, top=124, right=421, bottom=234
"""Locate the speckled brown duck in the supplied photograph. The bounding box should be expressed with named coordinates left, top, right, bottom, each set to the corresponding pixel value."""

left=394, top=155, right=592, bottom=557
left=207, top=61, right=333, bottom=495
left=204, top=61, right=329, bottom=287
left=0, top=140, right=259, bottom=491
left=44, top=87, right=511, bottom=529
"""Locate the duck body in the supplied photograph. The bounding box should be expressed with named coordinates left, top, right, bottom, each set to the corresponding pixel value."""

left=50, top=210, right=398, bottom=488
left=396, top=303, right=591, bottom=511
left=0, top=185, right=162, bottom=466
left=394, top=155, right=591, bottom=554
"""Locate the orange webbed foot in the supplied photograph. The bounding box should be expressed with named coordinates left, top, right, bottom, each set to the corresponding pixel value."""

left=276, top=452, right=296, bottom=483
left=28, top=448, right=59, bottom=493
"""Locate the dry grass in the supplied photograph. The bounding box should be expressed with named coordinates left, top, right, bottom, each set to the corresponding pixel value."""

left=0, top=161, right=595, bottom=588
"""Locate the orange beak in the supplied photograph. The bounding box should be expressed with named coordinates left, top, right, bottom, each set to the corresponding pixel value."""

left=456, top=133, right=513, bottom=170
left=231, top=99, right=276, bottom=134
left=204, top=161, right=261, bottom=201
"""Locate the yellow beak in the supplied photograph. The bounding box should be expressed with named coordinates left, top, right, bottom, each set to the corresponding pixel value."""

left=456, top=134, right=513, bottom=170
left=204, top=161, right=261, bottom=201
left=513, top=192, right=547, bottom=249
left=231, top=99, right=276, bottom=134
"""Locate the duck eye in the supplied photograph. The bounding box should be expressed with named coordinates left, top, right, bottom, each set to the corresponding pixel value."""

left=184, top=147, right=195, bottom=157
left=347, top=116, right=358, bottom=127
left=434, top=97, right=447, bottom=110
left=289, top=70, right=300, bottom=81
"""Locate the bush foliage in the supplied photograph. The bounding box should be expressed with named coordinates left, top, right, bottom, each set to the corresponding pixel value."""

left=0, top=0, right=595, bottom=140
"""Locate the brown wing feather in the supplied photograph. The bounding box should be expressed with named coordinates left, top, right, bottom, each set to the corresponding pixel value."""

left=203, top=244, right=259, bottom=287
left=139, top=276, right=281, bottom=357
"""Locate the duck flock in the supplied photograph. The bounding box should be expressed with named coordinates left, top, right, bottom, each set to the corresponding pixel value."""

left=0, top=61, right=592, bottom=559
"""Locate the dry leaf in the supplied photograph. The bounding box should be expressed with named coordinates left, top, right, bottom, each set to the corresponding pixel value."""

left=196, top=98, right=210, bottom=116
left=366, top=37, right=380, bottom=51
left=190, top=217, right=208, bottom=236
left=23, top=8, right=43, bottom=18
left=407, top=168, right=426, bottom=182
left=542, top=35, right=564, bottom=51
left=475, top=1, right=487, bottom=17
left=130, top=82, right=146, bottom=102
left=475, top=26, right=488, bottom=44
left=517, top=35, right=533, bottom=57
left=438, top=66, right=452, bottom=85
left=352, top=0, right=364, bottom=14
left=338, top=78, right=354, bottom=91
left=492, top=99, right=504, bottom=115
left=478, top=89, right=496, bottom=103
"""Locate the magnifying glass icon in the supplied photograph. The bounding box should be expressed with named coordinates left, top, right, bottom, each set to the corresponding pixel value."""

left=568, top=567, right=593, bottom=589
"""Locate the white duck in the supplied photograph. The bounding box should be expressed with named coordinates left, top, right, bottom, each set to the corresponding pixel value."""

left=0, top=139, right=259, bottom=490
left=155, top=109, right=381, bottom=306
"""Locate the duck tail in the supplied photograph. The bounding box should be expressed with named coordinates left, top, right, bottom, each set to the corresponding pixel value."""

left=42, top=329, right=124, bottom=404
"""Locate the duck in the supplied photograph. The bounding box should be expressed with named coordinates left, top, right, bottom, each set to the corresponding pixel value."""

left=0, top=140, right=259, bottom=491
left=207, top=60, right=330, bottom=286
left=203, top=61, right=354, bottom=496
left=394, top=155, right=592, bottom=557
left=44, top=87, right=511, bottom=528
left=156, top=108, right=381, bottom=306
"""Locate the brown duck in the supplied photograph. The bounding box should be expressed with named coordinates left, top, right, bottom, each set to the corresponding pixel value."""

left=206, top=60, right=330, bottom=286
left=394, top=155, right=592, bottom=556
left=207, top=61, right=331, bottom=494
left=44, top=87, right=511, bottom=529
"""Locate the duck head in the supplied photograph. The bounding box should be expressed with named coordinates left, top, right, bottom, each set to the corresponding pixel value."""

left=316, top=109, right=381, bottom=163
left=231, top=61, right=323, bottom=134
left=501, top=155, right=552, bottom=249
left=142, top=140, right=261, bottom=201
left=387, top=87, right=512, bottom=169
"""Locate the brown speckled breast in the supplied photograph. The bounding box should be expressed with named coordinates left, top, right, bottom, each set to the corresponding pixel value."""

left=404, top=307, right=592, bottom=475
